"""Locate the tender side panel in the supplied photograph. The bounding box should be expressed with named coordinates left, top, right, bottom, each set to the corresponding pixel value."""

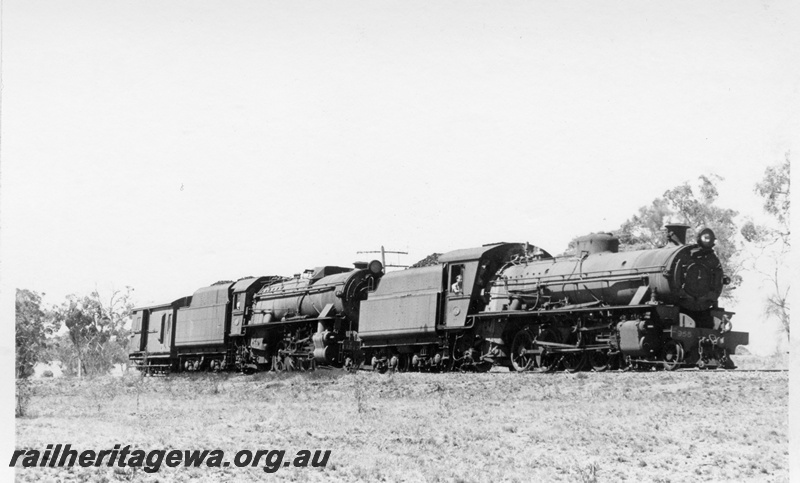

left=359, top=291, right=440, bottom=342
left=175, top=304, right=228, bottom=346
left=358, top=265, right=444, bottom=344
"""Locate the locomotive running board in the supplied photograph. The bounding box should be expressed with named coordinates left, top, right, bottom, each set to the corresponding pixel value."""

left=242, top=317, right=335, bottom=329
left=473, top=304, right=654, bottom=318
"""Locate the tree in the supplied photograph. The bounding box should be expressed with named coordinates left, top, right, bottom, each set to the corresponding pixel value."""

left=15, top=289, right=54, bottom=378
left=615, top=175, right=742, bottom=299
left=43, top=334, right=80, bottom=377
left=754, top=153, right=790, bottom=242
left=741, top=153, right=790, bottom=340
left=50, top=286, right=135, bottom=377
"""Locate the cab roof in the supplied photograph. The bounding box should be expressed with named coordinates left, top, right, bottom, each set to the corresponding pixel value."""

left=438, top=243, right=522, bottom=263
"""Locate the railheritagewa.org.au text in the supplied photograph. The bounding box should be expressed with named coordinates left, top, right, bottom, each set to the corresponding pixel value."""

left=10, top=445, right=331, bottom=473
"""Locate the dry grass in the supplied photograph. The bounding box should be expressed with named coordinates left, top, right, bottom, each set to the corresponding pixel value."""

left=15, top=365, right=788, bottom=482
left=730, top=353, right=789, bottom=371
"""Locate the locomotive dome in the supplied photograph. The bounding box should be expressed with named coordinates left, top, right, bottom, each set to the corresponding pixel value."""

left=574, top=232, right=619, bottom=255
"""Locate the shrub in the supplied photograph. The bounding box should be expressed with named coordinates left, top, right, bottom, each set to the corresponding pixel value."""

left=16, top=378, right=33, bottom=418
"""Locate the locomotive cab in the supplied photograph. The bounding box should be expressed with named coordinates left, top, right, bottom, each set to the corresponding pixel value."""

left=359, top=243, right=524, bottom=342
left=229, top=276, right=282, bottom=337
left=438, top=243, right=529, bottom=328
left=358, top=243, right=526, bottom=371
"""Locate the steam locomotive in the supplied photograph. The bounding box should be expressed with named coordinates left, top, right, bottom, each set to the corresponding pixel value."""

left=129, top=224, right=748, bottom=373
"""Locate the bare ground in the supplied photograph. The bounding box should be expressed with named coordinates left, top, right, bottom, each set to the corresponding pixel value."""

left=14, top=355, right=789, bottom=482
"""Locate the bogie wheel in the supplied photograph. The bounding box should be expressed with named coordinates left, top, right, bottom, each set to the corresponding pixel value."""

left=662, top=340, right=684, bottom=371
left=510, top=330, right=535, bottom=372
left=272, top=355, right=285, bottom=372
left=607, top=353, right=621, bottom=371
left=589, top=350, right=609, bottom=372
left=371, top=356, right=388, bottom=374
left=344, top=356, right=363, bottom=373
left=343, top=357, right=355, bottom=372
left=397, top=354, right=411, bottom=373
left=302, top=357, right=316, bottom=372
left=442, top=353, right=456, bottom=373
left=562, top=351, right=588, bottom=373
left=533, top=329, right=560, bottom=373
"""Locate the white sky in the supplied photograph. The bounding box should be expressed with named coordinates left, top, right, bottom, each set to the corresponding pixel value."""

left=1, top=1, right=798, bottom=359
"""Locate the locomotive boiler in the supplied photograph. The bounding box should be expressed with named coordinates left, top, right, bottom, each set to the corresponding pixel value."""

left=490, top=226, right=725, bottom=316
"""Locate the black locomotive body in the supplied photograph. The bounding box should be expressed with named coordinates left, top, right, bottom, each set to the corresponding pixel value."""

left=355, top=225, right=746, bottom=372
left=129, top=225, right=748, bottom=374
left=244, top=261, right=383, bottom=371
left=130, top=263, right=383, bottom=374
left=482, top=226, right=748, bottom=372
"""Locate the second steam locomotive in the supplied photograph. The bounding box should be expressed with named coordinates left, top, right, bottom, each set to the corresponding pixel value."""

left=130, top=224, right=748, bottom=373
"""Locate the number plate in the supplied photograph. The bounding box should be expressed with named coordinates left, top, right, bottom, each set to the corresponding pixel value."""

left=342, top=340, right=361, bottom=351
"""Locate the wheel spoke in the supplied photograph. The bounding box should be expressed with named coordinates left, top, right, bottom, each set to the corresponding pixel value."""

left=562, top=351, right=588, bottom=373
left=662, top=340, right=684, bottom=371
left=589, top=350, right=609, bottom=372
left=533, top=329, right=560, bottom=373
left=510, top=330, right=535, bottom=372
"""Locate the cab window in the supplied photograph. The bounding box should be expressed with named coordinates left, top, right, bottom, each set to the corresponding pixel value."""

left=450, top=265, right=464, bottom=294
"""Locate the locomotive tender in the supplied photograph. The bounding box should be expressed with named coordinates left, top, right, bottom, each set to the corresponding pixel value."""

left=129, top=224, right=747, bottom=374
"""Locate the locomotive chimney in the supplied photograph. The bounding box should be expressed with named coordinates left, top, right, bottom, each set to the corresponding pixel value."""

left=665, top=224, right=690, bottom=245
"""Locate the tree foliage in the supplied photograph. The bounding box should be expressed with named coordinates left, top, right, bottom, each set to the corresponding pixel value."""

left=754, top=152, right=790, bottom=242
left=50, top=287, right=135, bottom=377
left=741, top=153, right=790, bottom=340
left=15, top=289, right=54, bottom=378
left=615, top=175, right=742, bottom=299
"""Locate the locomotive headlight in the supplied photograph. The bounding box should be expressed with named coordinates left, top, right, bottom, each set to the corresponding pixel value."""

left=697, top=228, right=716, bottom=249
left=368, top=260, right=384, bottom=275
